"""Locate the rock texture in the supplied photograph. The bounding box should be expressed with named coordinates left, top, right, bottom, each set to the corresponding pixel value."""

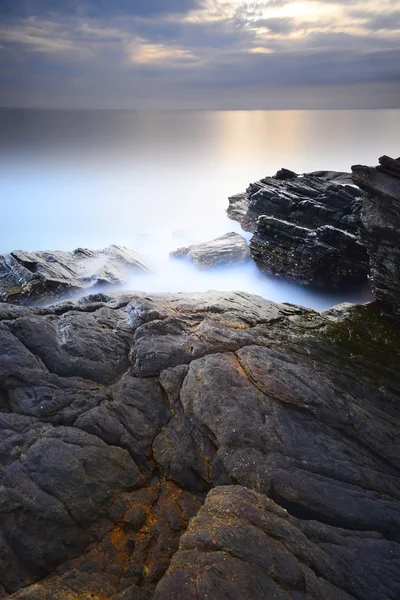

left=227, top=171, right=369, bottom=289
left=170, top=232, right=250, bottom=268
left=251, top=218, right=368, bottom=289
left=155, top=486, right=399, bottom=600
left=0, top=245, right=150, bottom=305
left=227, top=172, right=363, bottom=234
left=306, top=170, right=354, bottom=186
left=352, top=155, right=400, bottom=320
left=0, top=290, right=399, bottom=599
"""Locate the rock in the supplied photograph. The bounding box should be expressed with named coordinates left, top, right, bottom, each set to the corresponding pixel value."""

left=154, top=486, right=399, bottom=600
left=0, top=245, right=150, bottom=305
left=0, top=289, right=399, bottom=598
left=352, top=155, right=400, bottom=319
left=274, top=168, right=298, bottom=180
left=227, top=169, right=368, bottom=289
left=306, top=170, right=354, bottom=185
left=170, top=232, right=250, bottom=268
left=227, top=170, right=362, bottom=234
left=250, top=218, right=368, bottom=289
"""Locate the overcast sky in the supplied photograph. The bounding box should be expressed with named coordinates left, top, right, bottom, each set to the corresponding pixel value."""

left=1, top=0, right=399, bottom=109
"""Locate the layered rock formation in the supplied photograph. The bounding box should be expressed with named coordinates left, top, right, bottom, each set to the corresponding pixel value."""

left=353, top=155, right=400, bottom=320
left=227, top=172, right=363, bottom=235
left=170, top=232, right=249, bottom=268
left=251, top=219, right=367, bottom=289
left=1, top=290, right=399, bottom=599
left=0, top=245, right=150, bottom=305
left=306, top=170, right=354, bottom=185
left=227, top=171, right=369, bottom=289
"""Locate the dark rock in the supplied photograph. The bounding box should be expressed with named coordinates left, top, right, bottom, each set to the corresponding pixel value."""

left=227, top=170, right=367, bottom=289
left=250, top=218, right=368, bottom=288
left=274, top=168, right=298, bottom=180
left=352, top=155, right=400, bottom=319
left=306, top=170, right=354, bottom=185
left=0, top=245, right=150, bottom=305
left=227, top=172, right=362, bottom=234
left=154, top=486, right=400, bottom=600
left=0, top=290, right=399, bottom=598
left=170, top=232, right=250, bottom=268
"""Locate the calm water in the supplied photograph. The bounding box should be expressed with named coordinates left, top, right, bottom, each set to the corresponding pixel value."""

left=1, top=108, right=399, bottom=310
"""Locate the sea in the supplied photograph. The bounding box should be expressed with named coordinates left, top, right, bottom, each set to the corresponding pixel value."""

left=1, top=108, right=399, bottom=310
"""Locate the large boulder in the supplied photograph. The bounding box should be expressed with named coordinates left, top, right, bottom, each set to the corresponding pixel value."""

left=251, top=218, right=368, bottom=288
left=0, top=290, right=399, bottom=598
left=352, top=155, right=400, bottom=320
left=0, top=245, right=150, bottom=305
left=227, top=171, right=369, bottom=289
left=170, top=232, right=250, bottom=268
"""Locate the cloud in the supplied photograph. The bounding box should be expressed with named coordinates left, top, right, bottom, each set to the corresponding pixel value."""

left=252, top=17, right=295, bottom=34
left=127, top=38, right=197, bottom=66
left=0, top=18, right=97, bottom=58
left=0, top=0, right=202, bottom=19
left=0, top=0, right=399, bottom=108
left=351, top=9, right=400, bottom=31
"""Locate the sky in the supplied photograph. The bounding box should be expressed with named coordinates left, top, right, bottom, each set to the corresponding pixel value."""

left=0, top=0, right=399, bottom=109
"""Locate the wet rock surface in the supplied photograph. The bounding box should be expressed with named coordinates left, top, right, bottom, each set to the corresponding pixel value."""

left=251, top=219, right=368, bottom=288
left=0, top=290, right=399, bottom=599
left=227, top=171, right=369, bottom=289
left=170, top=232, right=250, bottom=268
left=353, top=155, right=400, bottom=320
left=0, top=245, right=150, bottom=305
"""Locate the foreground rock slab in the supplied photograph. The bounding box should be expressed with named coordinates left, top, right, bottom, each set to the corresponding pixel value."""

left=0, top=290, right=399, bottom=598
left=155, top=486, right=399, bottom=600
left=227, top=170, right=368, bottom=289
left=0, top=245, right=150, bottom=305
left=170, top=232, right=250, bottom=268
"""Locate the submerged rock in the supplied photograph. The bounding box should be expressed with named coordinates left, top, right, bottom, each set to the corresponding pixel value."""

left=0, top=245, right=150, bottom=305
left=170, top=232, right=250, bottom=268
left=353, top=155, right=400, bottom=320
left=0, top=290, right=399, bottom=598
left=227, top=169, right=369, bottom=289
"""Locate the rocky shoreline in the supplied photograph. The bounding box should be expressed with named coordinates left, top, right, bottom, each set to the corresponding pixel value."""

left=0, top=245, right=150, bottom=306
left=0, top=156, right=399, bottom=599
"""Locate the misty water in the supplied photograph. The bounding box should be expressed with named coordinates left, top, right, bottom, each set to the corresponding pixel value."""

left=1, top=108, right=400, bottom=310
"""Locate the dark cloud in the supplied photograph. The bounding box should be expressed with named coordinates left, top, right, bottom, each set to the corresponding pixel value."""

left=252, top=17, right=295, bottom=34
left=0, top=0, right=200, bottom=19
left=169, top=45, right=400, bottom=88
left=135, top=17, right=254, bottom=50
left=352, top=9, right=400, bottom=31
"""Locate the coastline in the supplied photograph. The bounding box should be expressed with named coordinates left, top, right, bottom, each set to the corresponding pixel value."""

left=0, top=156, right=399, bottom=599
